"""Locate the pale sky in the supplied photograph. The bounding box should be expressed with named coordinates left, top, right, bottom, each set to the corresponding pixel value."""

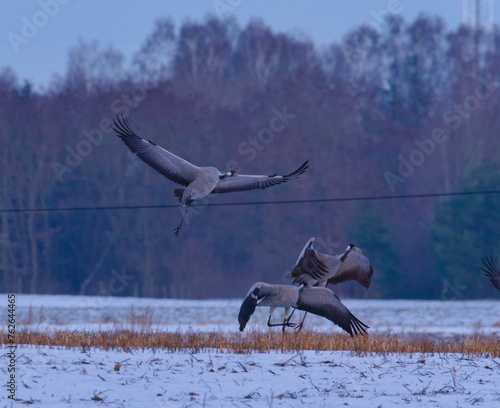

left=1, top=0, right=497, bottom=90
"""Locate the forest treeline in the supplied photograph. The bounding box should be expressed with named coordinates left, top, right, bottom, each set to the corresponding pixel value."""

left=1, top=14, right=499, bottom=299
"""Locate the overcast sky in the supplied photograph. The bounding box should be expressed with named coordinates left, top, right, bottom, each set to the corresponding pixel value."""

left=2, top=0, right=498, bottom=90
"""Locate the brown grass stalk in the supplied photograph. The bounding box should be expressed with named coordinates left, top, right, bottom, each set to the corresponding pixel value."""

left=2, top=330, right=499, bottom=357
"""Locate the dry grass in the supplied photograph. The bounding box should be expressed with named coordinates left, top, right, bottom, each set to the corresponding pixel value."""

left=3, top=330, right=499, bottom=357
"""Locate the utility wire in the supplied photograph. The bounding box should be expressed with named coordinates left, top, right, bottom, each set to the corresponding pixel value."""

left=1, top=190, right=499, bottom=214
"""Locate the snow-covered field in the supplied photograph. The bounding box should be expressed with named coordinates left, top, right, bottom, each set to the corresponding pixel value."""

left=4, top=346, right=499, bottom=407
left=12, top=294, right=500, bottom=337
left=2, top=295, right=499, bottom=407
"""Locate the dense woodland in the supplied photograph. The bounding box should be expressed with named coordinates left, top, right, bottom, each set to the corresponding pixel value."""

left=1, top=15, right=499, bottom=299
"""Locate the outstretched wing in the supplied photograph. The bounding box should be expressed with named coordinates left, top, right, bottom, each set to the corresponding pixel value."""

left=112, top=115, right=200, bottom=186
left=296, top=287, right=369, bottom=336
left=328, top=248, right=373, bottom=288
left=291, top=238, right=332, bottom=286
left=481, top=255, right=500, bottom=291
left=212, top=161, right=309, bottom=194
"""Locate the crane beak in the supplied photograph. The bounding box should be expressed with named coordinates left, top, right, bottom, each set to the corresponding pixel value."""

left=340, top=245, right=353, bottom=262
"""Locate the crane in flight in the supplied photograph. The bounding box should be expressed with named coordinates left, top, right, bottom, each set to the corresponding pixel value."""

left=112, top=116, right=309, bottom=235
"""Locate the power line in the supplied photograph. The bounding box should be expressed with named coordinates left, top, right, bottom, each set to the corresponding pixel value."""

left=1, top=190, right=499, bottom=214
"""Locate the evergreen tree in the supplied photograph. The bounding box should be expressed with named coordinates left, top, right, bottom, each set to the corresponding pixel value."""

left=348, top=204, right=403, bottom=298
left=432, top=164, right=500, bottom=298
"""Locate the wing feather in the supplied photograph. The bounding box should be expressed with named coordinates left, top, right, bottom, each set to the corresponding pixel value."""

left=291, top=250, right=331, bottom=284
left=296, top=287, right=368, bottom=336
left=291, top=239, right=336, bottom=286
left=328, top=248, right=373, bottom=288
left=212, top=161, right=309, bottom=194
left=112, top=116, right=200, bottom=186
left=481, top=255, right=500, bottom=291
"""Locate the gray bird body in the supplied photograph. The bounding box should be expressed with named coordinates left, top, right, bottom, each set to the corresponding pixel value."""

left=181, top=166, right=221, bottom=204
left=292, top=238, right=373, bottom=288
left=112, top=116, right=309, bottom=235
left=249, top=283, right=300, bottom=309
left=238, top=282, right=368, bottom=336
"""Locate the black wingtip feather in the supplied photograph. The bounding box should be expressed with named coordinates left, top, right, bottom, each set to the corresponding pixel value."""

left=112, top=115, right=136, bottom=139
left=270, top=161, right=309, bottom=180
left=481, top=254, right=500, bottom=291
left=349, top=312, right=369, bottom=336
left=285, top=160, right=309, bottom=178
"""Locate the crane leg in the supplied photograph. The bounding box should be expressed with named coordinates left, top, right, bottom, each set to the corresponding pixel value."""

left=293, top=311, right=308, bottom=332
left=285, top=308, right=296, bottom=323
left=267, top=315, right=296, bottom=331
left=283, top=308, right=306, bottom=332
left=173, top=205, right=190, bottom=236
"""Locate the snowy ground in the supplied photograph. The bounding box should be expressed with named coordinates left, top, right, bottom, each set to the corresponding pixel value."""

left=12, top=294, right=500, bottom=337
left=2, top=295, right=499, bottom=407
left=2, top=346, right=499, bottom=407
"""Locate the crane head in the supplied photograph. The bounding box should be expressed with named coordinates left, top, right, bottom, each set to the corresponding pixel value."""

left=219, top=170, right=237, bottom=180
